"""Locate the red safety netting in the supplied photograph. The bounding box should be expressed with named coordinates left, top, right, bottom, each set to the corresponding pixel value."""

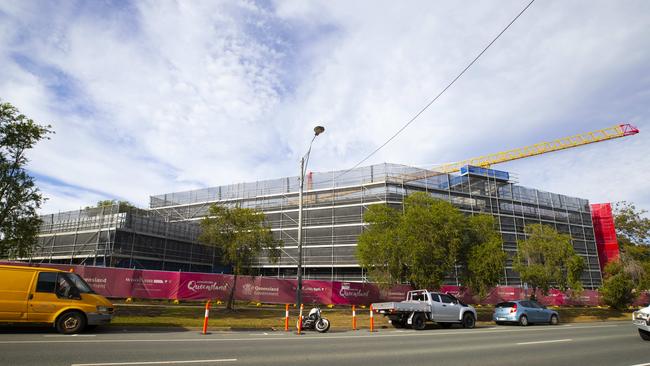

left=591, top=203, right=620, bottom=271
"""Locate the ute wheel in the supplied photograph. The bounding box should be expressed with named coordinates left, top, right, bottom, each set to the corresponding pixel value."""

left=550, top=315, right=559, bottom=325
left=56, top=311, right=86, bottom=334
left=462, top=313, right=476, bottom=329
left=640, top=329, right=650, bottom=341
left=315, top=318, right=330, bottom=333
left=519, top=315, right=529, bottom=327
left=412, top=313, right=426, bottom=330
left=439, top=323, right=453, bottom=329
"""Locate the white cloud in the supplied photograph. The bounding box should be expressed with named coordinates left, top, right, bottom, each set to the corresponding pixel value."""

left=0, top=0, right=648, bottom=216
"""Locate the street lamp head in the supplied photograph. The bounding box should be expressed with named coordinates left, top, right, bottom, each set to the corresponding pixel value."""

left=313, top=125, right=325, bottom=136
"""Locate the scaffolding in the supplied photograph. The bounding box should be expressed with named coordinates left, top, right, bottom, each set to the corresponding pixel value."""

left=149, top=163, right=603, bottom=288
left=32, top=204, right=218, bottom=272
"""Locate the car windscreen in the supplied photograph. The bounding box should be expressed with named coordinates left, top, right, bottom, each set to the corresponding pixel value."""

left=496, top=302, right=516, bottom=308
left=65, top=273, right=95, bottom=294
left=447, top=293, right=467, bottom=306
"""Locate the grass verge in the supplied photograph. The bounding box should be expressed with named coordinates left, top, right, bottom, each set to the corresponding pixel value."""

left=110, top=302, right=635, bottom=330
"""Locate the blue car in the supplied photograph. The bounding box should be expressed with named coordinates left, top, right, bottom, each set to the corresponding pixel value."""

left=493, top=300, right=559, bottom=326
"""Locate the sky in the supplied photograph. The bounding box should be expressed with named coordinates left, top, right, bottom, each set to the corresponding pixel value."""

left=0, top=0, right=648, bottom=215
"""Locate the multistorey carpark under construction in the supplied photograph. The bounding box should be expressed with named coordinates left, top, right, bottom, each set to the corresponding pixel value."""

left=30, top=124, right=642, bottom=289
left=147, top=163, right=603, bottom=288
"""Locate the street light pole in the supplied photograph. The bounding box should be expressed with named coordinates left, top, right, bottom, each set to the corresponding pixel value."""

left=296, top=126, right=325, bottom=309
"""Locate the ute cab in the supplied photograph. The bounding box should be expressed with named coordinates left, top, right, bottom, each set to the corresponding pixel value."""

left=0, top=265, right=114, bottom=334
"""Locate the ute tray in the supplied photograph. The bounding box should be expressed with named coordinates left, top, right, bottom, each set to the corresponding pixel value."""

left=372, top=301, right=430, bottom=313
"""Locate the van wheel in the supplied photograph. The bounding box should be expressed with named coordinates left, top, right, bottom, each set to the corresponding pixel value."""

left=56, top=311, right=86, bottom=334
left=462, top=313, right=475, bottom=329
left=412, top=313, right=426, bottom=330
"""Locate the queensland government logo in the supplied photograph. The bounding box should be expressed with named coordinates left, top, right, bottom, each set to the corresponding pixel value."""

left=242, top=283, right=279, bottom=296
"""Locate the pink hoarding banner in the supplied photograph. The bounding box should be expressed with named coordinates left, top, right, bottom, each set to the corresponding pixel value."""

left=236, top=276, right=294, bottom=304
left=330, top=281, right=381, bottom=305
left=177, top=272, right=233, bottom=300
left=0, top=262, right=637, bottom=307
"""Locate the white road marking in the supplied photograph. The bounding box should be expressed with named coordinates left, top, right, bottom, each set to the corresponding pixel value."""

left=517, top=338, right=572, bottom=345
left=0, top=323, right=624, bottom=345
left=44, top=335, right=96, bottom=338
left=71, top=359, right=237, bottom=366
left=628, top=364, right=650, bottom=366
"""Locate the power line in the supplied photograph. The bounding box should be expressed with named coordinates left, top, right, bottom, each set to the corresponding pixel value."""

left=331, top=0, right=536, bottom=182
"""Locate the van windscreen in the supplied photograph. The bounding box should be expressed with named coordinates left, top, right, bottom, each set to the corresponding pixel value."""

left=65, top=273, right=95, bottom=294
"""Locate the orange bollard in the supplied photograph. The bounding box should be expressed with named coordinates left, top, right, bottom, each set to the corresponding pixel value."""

left=201, top=300, right=211, bottom=335
left=352, top=305, right=357, bottom=330
left=297, top=304, right=304, bottom=335
left=369, top=304, right=374, bottom=333
left=284, top=304, right=290, bottom=331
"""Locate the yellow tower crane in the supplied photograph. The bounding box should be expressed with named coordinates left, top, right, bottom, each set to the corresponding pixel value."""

left=432, top=123, right=639, bottom=174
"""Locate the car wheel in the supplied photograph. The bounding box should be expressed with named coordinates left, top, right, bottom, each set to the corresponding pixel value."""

left=412, top=313, right=426, bottom=330
left=518, top=315, right=529, bottom=327
left=55, top=311, right=86, bottom=334
left=462, top=313, right=475, bottom=329
left=640, top=329, right=650, bottom=341
left=549, top=315, right=559, bottom=325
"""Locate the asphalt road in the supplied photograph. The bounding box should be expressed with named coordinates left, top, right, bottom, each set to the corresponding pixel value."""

left=0, top=321, right=647, bottom=366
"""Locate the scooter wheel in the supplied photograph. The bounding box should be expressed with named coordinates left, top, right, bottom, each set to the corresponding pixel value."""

left=315, top=318, right=330, bottom=333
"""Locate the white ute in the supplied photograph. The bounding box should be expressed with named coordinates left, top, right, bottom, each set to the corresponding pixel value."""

left=372, top=289, right=477, bottom=330
left=633, top=305, right=650, bottom=341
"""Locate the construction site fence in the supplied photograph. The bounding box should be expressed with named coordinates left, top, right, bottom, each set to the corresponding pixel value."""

left=3, top=262, right=647, bottom=307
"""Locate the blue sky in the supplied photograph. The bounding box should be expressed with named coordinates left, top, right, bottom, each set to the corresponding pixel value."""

left=0, top=1, right=648, bottom=215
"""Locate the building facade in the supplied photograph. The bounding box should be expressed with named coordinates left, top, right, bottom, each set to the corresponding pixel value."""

left=149, top=163, right=603, bottom=288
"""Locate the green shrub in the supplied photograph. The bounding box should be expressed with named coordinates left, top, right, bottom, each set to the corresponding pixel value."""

left=600, top=273, right=635, bottom=310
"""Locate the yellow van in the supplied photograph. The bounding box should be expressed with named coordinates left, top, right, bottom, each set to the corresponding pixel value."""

left=0, top=264, right=114, bottom=334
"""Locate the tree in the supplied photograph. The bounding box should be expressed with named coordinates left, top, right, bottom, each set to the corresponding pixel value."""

left=612, top=201, right=650, bottom=291
left=0, top=102, right=52, bottom=259
left=600, top=260, right=636, bottom=310
left=357, top=192, right=505, bottom=292
left=198, top=204, right=281, bottom=310
left=356, top=203, right=403, bottom=286
left=86, top=200, right=136, bottom=212
left=464, top=215, right=507, bottom=298
left=613, top=201, right=650, bottom=247
left=513, top=224, right=585, bottom=299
